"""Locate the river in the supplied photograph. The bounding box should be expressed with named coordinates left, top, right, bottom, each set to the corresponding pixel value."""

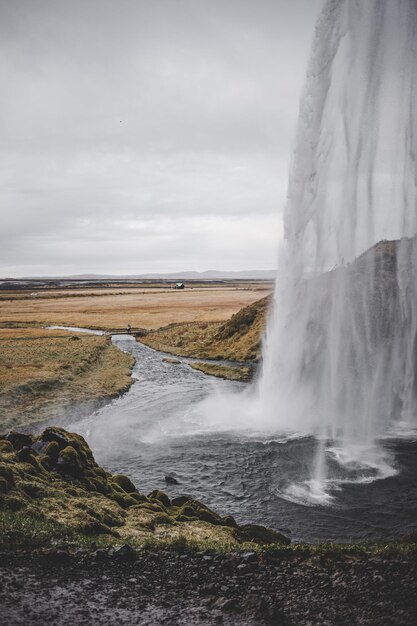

left=67, top=334, right=417, bottom=543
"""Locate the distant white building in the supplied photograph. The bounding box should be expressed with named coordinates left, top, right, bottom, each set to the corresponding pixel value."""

left=174, top=282, right=185, bottom=289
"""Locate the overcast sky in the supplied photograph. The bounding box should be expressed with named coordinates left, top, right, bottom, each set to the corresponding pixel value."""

left=0, top=0, right=322, bottom=277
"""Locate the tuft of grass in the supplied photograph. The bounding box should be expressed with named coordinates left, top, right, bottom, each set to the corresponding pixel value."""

left=0, top=509, right=105, bottom=551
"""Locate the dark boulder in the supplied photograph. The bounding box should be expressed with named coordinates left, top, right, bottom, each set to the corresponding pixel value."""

left=40, top=428, right=70, bottom=450
left=165, top=475, right=180, bottom=485
left=236, top=524, right=290, bottom=545
left=6, top=432, right=33, bottom=450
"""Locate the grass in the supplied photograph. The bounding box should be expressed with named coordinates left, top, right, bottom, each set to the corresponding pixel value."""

left=261, top=541, right=417, bottom=559
left=190, top=362, right=253, bottom=382
left=0, top=509, right=102, bottom=551
left=0, top=334, right=134, bottom=431
left=1, top=508, right=415, bottom=558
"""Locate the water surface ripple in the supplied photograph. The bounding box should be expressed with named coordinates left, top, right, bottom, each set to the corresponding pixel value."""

left=68, top=336, right=417, bottom=543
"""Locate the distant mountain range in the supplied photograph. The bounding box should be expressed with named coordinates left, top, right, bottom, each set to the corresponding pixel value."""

left=12, top=270, right=276, bottom=281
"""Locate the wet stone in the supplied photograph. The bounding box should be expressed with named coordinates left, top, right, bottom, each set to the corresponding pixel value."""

left=113, top=544, right=137, bottom=562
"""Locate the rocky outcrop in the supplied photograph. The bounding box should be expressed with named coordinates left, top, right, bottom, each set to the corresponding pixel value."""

left=0, top=427, right=289, bottom=548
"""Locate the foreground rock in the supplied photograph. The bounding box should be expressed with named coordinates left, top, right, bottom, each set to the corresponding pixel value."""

left=0, top=426, right=289, bottom=547
left=0, top=548, right=416, bottom=625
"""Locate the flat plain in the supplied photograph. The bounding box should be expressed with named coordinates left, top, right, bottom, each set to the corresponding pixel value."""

left=0, top=282, right=273, bottom=330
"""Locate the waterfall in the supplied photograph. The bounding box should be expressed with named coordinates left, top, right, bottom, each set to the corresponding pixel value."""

left=256, top=0, right=417, bottom=502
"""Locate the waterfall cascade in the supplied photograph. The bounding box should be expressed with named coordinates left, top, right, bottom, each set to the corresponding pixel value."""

left=257, top=0, right=417, bottom=502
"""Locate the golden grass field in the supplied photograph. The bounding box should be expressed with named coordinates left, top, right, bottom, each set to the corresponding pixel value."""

left=0, top=283, right=271, bottom=330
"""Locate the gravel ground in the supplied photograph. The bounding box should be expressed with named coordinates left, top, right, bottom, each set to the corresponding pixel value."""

left=1, top=547, right=416, bottom=625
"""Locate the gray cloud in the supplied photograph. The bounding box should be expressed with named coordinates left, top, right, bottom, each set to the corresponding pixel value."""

left=0, top=0, right=322, bottom=276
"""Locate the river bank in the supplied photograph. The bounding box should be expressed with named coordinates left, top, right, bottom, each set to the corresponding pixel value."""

left=1, top=546, right=416, bottom=625
left=0, top=327, right=134, bottom=432
left=138, top=296, right=270, bottom=381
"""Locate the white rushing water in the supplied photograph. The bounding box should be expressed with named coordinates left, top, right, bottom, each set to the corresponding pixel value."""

left=254, top=0, right=417, bottom=503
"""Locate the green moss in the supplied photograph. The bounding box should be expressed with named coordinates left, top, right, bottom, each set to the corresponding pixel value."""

left=3, top=494, right=28, bottom=511
left=110, top=491, right=139, bottom=509
left=0, top=440, right=13, bottom=454
left=148, top=490, right=171, bottom=507
left=0, top=465, right=16, bottom=485
left=58, top=445, right=79, bottom=463
left=136, top=501, right=166, bottom=514
left=44, top=441, right=59, bottom=461
left=18, top=481, right=48, bottom=499
left=0, top=510, right=97, bottom=551
left=111, top=474, right=138, bottom=494
left=77, top=518, right=119, bottom=537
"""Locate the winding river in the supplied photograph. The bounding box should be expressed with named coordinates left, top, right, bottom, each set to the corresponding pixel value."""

left=67, top=334, right=417, bottom=543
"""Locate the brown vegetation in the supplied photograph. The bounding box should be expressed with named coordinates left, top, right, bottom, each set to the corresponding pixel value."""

left=189, top=362, right=252, bottom=382
left=0, top=334, right=134, bottom=431
left=140, top=295, right=271, bottom=363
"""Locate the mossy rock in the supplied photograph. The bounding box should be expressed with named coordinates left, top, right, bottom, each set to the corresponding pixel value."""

left=0, top=440, right=14, bottom=454
left=175, top=514, right=200, bottom=523
left=175, top=499, right=222, bottom=526
left=128, top=493, right=148, bottom=504
left=111, top=491, right=138, bottom=509
left=135, top=501, right=166, bottom=514
left=0, top=426, right=290, bottom=548
left=55, top=445, right=91, bottom=479
left=20, top=454, right=48, bottom=475
left=0, top=477, right=11, bottom=494
left=111, top=474, right=138, bottom=494
left=171, top=495, right=193, bottom=507
left=150, top=512, right=173, bottom=527
left=222, top=515, right=238, bottom=528
left=3, top=494, right=28, bottom=511
left=77, top=517, right=119, bottom=537
left=44, top=441, right=59, bottom=461
left=6, top=432, right=33, bottom=450
left=18, top=481, right=48, bottom=499
left=40, top=428, right=71, bottom=450
left=0, top=465, right=15, bottom=486
left=87, top=477, right=112, bottom=495
left=236, top=523, right=291, bottom=545
left=148, top=490, right=171, bottom=507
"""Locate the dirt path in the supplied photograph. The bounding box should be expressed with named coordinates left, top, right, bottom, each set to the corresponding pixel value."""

left=1, top=548, right=416, bottom=625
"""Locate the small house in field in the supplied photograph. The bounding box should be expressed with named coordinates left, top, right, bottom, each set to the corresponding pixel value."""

left=174, top=282, right=185, bottom=289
